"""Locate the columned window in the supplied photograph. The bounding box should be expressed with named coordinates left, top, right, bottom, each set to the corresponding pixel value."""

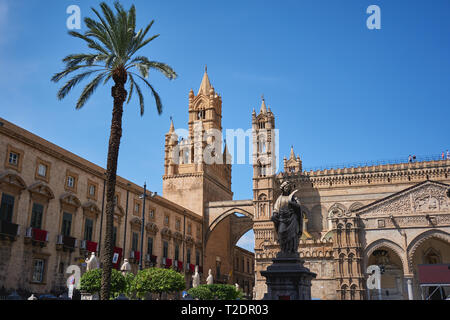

left=32, top=259, right=45, bottom=283
left=0, top=193, right=15, bottom=222
left=30, top=203, right=44, bottom=229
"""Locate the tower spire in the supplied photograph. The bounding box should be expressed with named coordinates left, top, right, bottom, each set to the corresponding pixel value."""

left=198, top=66, right=212, bottom=96
left=260, top=95, right=267, bottom=114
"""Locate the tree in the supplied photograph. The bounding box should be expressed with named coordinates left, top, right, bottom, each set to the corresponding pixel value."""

left=132, top=268, right=185, bottom=300
left=80, top=269, right=126, bottom=299
left=52, top=2, right=177, bottom=300
left=187, top=284, right=243, bottom=300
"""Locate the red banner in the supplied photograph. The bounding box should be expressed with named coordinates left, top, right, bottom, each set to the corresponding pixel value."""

left=32, top=228, right=48, bottom=242
left=86, top=241, right=98, bottom=253
left=177, top=261, right=183, bottom=270
left=113, top=247, right=122, bottom=270
left=165, top=258, right=172, bottom=268
left=418, top=264, right=450, bottom=284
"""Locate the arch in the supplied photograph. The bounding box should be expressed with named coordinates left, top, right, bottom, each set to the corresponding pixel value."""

left=28, top=181, right=55, bottom=200
left=0, top=170, right=27, bottom=191
left=208, top=206, right=254, bottom=234
left=60, top=193, right=81, bottom=208
left=407, top=229, right=450, bottom=271
left=349, top=202, right=364, bottom=212
left=82, top=201, right=101, bottom=218
left=364, top=239, right=408, bottom=274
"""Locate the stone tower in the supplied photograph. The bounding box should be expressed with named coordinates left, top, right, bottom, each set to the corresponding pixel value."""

left=162, top=68, right=233, bottom=217
left=252, top=97, right=278, bottom=298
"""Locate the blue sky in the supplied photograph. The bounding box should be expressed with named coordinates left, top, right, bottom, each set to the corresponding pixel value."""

left=1, top=0, right=449, bottom=252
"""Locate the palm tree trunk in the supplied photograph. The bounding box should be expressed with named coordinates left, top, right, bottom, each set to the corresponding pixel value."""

left=100, top=70, right=127, bottom=300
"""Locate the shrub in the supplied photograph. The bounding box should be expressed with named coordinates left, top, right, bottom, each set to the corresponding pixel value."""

left=187, top=284, right=243, bottom=300
left=132, top=268, right=185, bottom=299
left=80, top=269, right=126, bottom=299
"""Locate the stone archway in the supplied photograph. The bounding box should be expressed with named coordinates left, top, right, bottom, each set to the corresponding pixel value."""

left=203, top=200, right=254, bottom=285
left=407, top=230, right=450, bottom=300
left=364, top=240, right=407, bottom=300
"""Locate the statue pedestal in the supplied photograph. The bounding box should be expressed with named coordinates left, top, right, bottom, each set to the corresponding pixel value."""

left=261, top=253, right=316, bottom=300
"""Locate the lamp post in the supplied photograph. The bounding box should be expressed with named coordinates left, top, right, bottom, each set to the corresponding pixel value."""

left=139, top=183, right=157, bottom=271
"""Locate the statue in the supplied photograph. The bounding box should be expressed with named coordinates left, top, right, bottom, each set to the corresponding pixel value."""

left=271, top=180, right=302, bottom=256
left=235, top=283, right=240, bottom=292
left=120, top=259, right=132, bottom=276
left=85, top=252, right=99, bottom=271
left=192, top=266, right=200, bottom=288
left=206, top=269, right=214, bottom=285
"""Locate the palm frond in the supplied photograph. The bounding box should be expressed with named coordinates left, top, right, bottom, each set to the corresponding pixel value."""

left=76, top=72, right=108, bottom=109
left=57, top=69, right=104, bottom=100
left=129, top=74, right=144, bottom=115
left=132, top=72, right=163, bottom=115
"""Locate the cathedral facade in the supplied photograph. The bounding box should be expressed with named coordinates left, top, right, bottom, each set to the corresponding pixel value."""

left=252, top=100, right=450, bottom=300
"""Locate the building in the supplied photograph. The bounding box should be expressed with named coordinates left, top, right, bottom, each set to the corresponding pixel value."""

left=0, top=116, right=204, bottom=295
left=233, top=246, right=255, bottom=299
left=1, top=68, right=448, bottom=300
left=252, top=100, right=450, bottom=299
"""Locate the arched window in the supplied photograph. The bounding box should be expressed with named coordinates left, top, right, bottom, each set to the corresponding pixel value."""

left=348, top=253, right=354, bottom=276
left=339, top=253, right=345, bottom=275
left=350, top=285, right=357, bottom=300
left=341, top=285, right=348, bottom=300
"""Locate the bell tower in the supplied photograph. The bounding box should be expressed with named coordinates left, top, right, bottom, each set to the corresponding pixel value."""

left=163, top=68, right=232, bottom=217
left=252, top=96, right=278, bottom=299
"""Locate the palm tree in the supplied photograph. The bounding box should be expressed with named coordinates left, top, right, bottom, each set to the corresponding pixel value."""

left=52, top=1, right=177, bottom=300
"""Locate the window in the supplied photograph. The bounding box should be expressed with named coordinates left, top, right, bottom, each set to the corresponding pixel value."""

left=247, top=260, right=250, bottom=273
left=196, top=251, right=200, bottom=266
left=149, top=209, right=155, bottom=219
left=175, top=244, right=180, bottom=261
left=114, top=194, right=119, bottom=205
left=164, top=215, right=169, bottom=226
left=35, top=158, right=51, bottom=182
left=37, top=164, right=47, bottom=177
left=0, top=193, right=15, bottom=222
left=5, top=145, right=23, bottom=172
left=113, top=226, right=117, bottom=246
left=163, top=241, right=168, bottom=258
left=147, top=237, right=153, bottom=256
left=8, top=152, right=19, bottom=165
left=67, top=176, right=75, bottom=188
left=32, top=259, right=45, bottom=283
left=175, top=218, right=181, bottom=231
left=132, top=232, right=139, bottom=251
left=135, top=203, right=140, bottom=214
left=187, top=223, right=192, bottom=235
left=61, top=212, right=72, bottom=236
left=89, top=185, right=96, bottom=197
left=84, top=218, right=94, bottom=241
left=187, top=249, right=191, bottom=264
left=30, top=203, right=44, bottom=229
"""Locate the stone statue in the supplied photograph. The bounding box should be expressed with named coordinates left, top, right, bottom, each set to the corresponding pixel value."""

left=85, top=252, right=99, bottom=271
left=271, top=180, right=302, bottom=256
left=192, top=266, right=200, bottom=288
left=235, top=283, right=240, bottom=292
left=120, top=259, right=132, bottom=276
left=28, top=294, right=38, bottom=300
left=206, top=269, right=213, bottom=285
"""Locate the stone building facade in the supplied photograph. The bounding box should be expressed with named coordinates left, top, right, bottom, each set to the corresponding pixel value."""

left=232, top=246, right=255, bottom=299
left=1, top=68, right=448, bottom=300
left=0, top=117, right=204, bottom=295
left=252, top=102, right=450, bottom=300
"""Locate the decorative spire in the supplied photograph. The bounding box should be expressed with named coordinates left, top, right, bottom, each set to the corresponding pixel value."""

left=169, top=116, right=174, bottom=133
left=290, top=146, right=295, bottom=160
left=260, top=95, right=267, bottom=114
left=198, top=66, right=212, bottom=96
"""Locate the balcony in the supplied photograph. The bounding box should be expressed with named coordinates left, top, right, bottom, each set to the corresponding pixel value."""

left=56, top=234, right=77, bottom=252
left=130, top=251, right=140, bottom=264
left=24, top=228, right=48, bottom=247
left=162, top=257, right=172, bottom=269
left=79, top=240, right=98, bottom=254
left=0, top=220, right=19, bottom=241
left=144, top=254, right=157, bottom=267
left=174, top=260, right=183, bottom=272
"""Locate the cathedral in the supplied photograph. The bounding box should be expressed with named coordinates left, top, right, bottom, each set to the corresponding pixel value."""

left=160, top=69, right=450, bottom=300
left=0, top=68, right=449, bottom=300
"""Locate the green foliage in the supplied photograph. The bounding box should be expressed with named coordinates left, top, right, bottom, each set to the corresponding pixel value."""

left=51, top=1, right=177, bottom=113
left=80, top=268, right=126, bottom=298
left=123, top=272, right=136, bottom=299
left=187, top=284, right=243, bottom=300
left=131, top=268, right=185, bottom=299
